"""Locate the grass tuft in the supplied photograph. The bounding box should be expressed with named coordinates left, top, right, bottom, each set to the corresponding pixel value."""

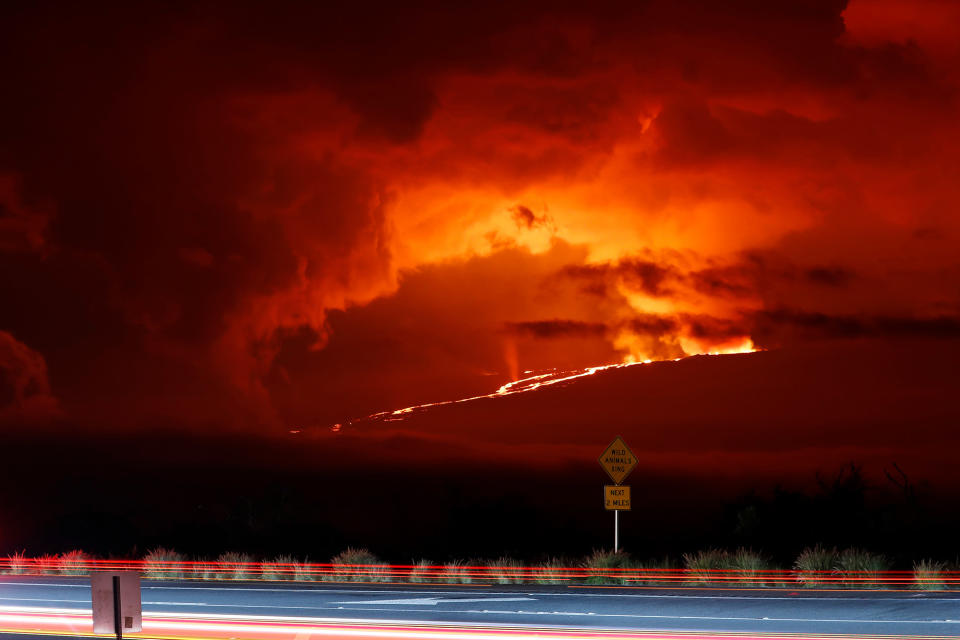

left=583, top=549, right=634, bottom=584
left=35, top=554, right=60, bottom=576
left=215, top=552, right=253, bottom=580
left=631, top=557, right=677, bottom=587
left=409, top=559, right=434, bottom=583
left=331, top=547, right=387, bottom=582
left=144, top=547, right=186, bottom=580
left=488, top=557, right=524, bottom=584
left=442, top=559, right=473, bottom=584
left=58, top=550, right=90, bottom=576
left=5, top=551, right=28, bottom=575
left=534, top=557, right=568, bottom=585
left=260, top=555, right=296, bottom=581
left=834, top=548, right=890, bottom=588
left=913, top=559, right=947, bottom=590
left=730, top=548, right=774, bottom=586
left=192, top=557, right=217, bottom=581
left=683, top=549, right=731, bottom=586
left=794, top=545, right=838, bottom=587
left=293, top=559, right=315, bottom=582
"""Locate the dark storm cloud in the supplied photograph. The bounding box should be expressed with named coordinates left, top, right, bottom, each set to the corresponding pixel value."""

left=560, top=259, right=678, bottom=297
left=510, top=205, right=554, bottom=232
left=753, top=308, right=960, bottom=342
left=683, top=314, right=748, bottom=340
left=512, top=206, right=539, bottom=229
left=0, top=2, right=414, bottom=427
left=617, top=259, right=677, bottom=297
left=622, top=313, right=757, bottom=346
left=651, top=100, right=735, bottom=167
left=648, top=100, right=914, bottom=170
left=504, top=84, right=620, bottom=141
left=0, top=330, right=59, bottom=422
left=624, top=314, right=679, bottom=336
left=687, top=264, right=758, bottom=298
left=805, top=266, right=853, bottom=287
left=504, top=319, right=607, bottom=338
left=562, top=253, right=858, bottom=305
left=507, top=313, right=754, bottom=347
left=0, top=175, right=51, bottom=253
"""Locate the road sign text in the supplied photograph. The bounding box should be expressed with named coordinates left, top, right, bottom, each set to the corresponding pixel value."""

left=604, top=484, right=631, bottom=510
left=598, top=436, right=637, bottom=484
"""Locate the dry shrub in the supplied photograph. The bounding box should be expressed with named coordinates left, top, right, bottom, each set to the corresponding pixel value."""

left=330, top=548, right=388, bottom=582
left=144, top=547, right=186, bottom=580
left=58, top=550, right=90, bottom=576
left=215, top=552, right=254, bottom=580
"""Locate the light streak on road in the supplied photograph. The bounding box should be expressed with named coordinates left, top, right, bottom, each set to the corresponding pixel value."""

left=0, top=607, right=955, bottom=640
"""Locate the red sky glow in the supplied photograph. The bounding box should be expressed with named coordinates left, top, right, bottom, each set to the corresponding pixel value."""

left=1, top=1, right=959, bottom=483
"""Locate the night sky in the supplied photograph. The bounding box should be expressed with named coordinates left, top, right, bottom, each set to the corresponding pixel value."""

left=2, top=1, right=960, bottom=561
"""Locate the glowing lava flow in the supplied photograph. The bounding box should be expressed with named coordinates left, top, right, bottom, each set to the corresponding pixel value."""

left=364, top=363, right=636, bottom=424
left=337, top=341, right=759, bottom=429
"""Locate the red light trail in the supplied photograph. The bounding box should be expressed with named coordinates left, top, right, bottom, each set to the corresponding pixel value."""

left=0, top=608, right=954, bottom=640
left=1, top=557, right=957, bottom=588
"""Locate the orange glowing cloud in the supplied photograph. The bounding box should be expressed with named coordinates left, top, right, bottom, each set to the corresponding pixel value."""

left=1, top=1, right=959, bottom=431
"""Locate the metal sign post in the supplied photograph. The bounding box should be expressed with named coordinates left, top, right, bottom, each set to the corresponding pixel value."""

left=112, top=576, right=121, bottom=640
left=604, top=484, right=631, bottom=551
left=599, top=437, right=636, bottom=553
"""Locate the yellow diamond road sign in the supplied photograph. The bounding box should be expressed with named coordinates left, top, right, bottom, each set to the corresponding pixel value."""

left=599, top=436, right=637, bottom=485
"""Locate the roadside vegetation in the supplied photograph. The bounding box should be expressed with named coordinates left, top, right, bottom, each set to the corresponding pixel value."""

left=583, top=548, right=634, bottom=584
left=681, top=548, right=778, bottom=587
left=913, top=559, right=947, bottom=590
left=329, top=547, right=389, bottom=582
left=834, top=548, right=890, bottom=588
left=2, top=546, right=957, bottom=589
left=794, top=545, right=837, bottom=586
left=144, top=547, right=186, bottom=580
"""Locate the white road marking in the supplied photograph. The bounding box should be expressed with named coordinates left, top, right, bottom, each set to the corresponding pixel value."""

left=332, top=598, right=535, bottom=606
left=7, top=598, right=948, bottom=625
left=2, top=603, right=957, bottom=630
left=5, top=581, right=960, bottom=603
left=5, top=578, right=960, bottom=630
left=0, top=597, right=89, bottom=604
left=455, top=608, right=960, bottom=625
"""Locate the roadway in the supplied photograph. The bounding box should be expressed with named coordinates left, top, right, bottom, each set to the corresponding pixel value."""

left=2, top=575, right=960, bottom=639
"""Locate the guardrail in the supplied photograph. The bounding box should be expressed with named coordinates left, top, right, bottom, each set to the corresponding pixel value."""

left=1, top=557, right=957, bottom=588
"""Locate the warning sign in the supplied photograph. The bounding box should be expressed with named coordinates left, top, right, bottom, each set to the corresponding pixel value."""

left=599, top=436, right=637, bottom=485
left=604, top=485, right=631, bottom=510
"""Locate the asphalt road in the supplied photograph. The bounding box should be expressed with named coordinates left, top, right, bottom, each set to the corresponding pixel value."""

left=3, top=576, right=960, bottom=638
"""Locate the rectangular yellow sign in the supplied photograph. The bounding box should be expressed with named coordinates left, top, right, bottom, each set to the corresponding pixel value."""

left=604, top=485, right=631, bottom=510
